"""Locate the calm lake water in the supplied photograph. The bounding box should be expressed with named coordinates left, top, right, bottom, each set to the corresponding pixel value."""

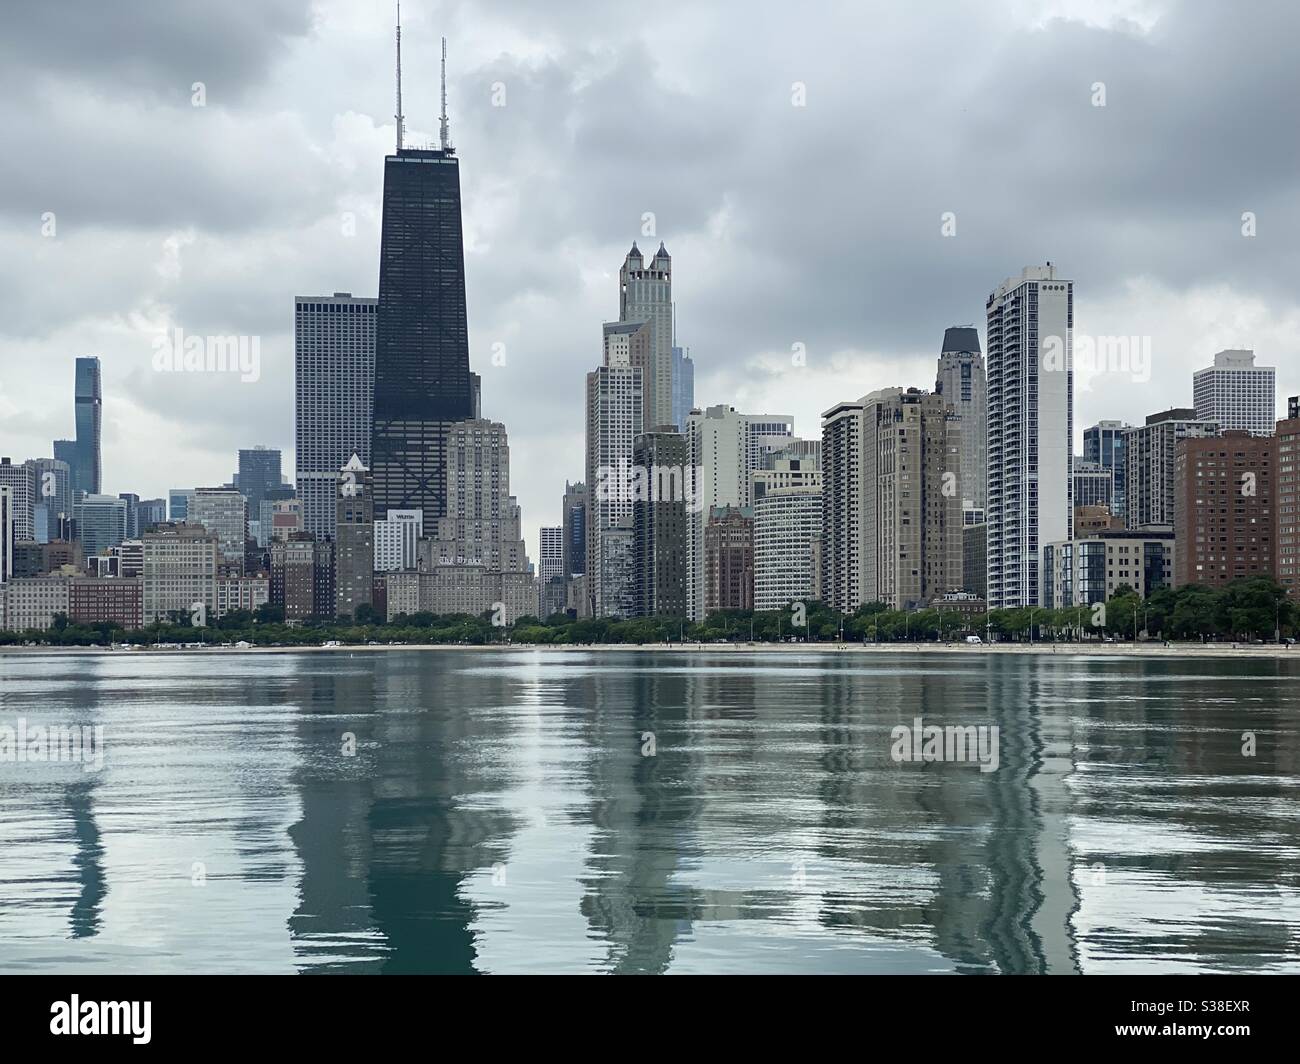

left=1, top=649, right=1298, bottom=974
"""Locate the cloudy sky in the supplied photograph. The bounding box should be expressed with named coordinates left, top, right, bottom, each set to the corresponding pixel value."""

left=2, top=0, right=1297, bottom=557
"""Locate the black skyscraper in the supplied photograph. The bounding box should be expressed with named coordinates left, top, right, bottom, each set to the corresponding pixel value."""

left=370, top=146, right=473, bottom=521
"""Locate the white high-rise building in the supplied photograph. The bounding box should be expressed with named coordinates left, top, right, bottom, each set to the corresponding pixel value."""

left=985, top=264, right=1074, bottom=609
left=294, top=293, right=376, bottom=541
left=821, top=399, right=867, bottom=613
left=374, top=509, right=423, bottom=572
left=683, top=405, right=787, bottom=621
left=935, top=326, right=987, bottom=510
left=619, top=243, right=673, bottom=430
left=585, top=322, right=645, bottom=617
left=0, top=458, right=33, bottom=543
left=1193, top=349, right=1276, bottom=438
left=538, top=527, right=563, bottom=585
left=753, top=475, right=822, bottom=611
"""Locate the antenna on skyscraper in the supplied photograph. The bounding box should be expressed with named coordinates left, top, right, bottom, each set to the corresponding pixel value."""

left=394, top=3, right=405, bottom=151
left=440, top=36, right=453, bottom=152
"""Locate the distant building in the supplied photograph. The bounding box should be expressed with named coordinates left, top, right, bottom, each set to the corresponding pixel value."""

left=985, top=264, right=1073, bottom=609
left=703, top=506, right=753, bottom=614
left=74, top=494, right=127, bottom=558
left=671, top=346, right=694, bottom=432
left=586, top=323, right=644, bottom=616
left=1074, top=504, right=1125, bottom=535
left=1083, top=421, right=1130, bottom=520
left=25, top=458, right=72, bottom=544
left=169, top=489, right=195, bottom=522
left=142, top=524, right=218, bottom=624
left=270, top=535, right=335, bottom=621
left=561, top=481, right=587, bottom=579
left=270, top=498, right=303, bottom=542
left=2, top=576, right=71, bottom=631
left=235, top=447, right=282, bottom=512
left=53, top=356, right=102, bottom=497
left=1043, top=528, right=1175, bottom=607
left=191, top=488, right=248, bottom=573
left=1193, top=349, right=1276, bottom=438
left=753, top=477, right=822, bottom=611
left=632, top=429, right=688, bottom=618
left=334, top=455, right=374, bottom=620
left=1124, top=408, right=1219, bottom=530
left=1073, top=459, right=1114, bottom=510
left=820, top=388, right=962, bottom=612
left=538, top=526, right=565, bottom=616
left=1174, top=430, right=1274, bottom=589
left=0, top=458, right=34, bottom=542
left=295, top=293, right=376, bottom=540
left=596, top=521, right=636, bottom=619
left=934, top=326, right=986, bottom=510
left=215, top=575, right=269, bottom=618
left=374, top=509, right=422, bottom=572
left=619, top=242, right=674, bottom=430
left=962, top=523, right=986, bottom=598
left=1277, top=405, right=1300, bottom=600
left=684, top=405, right=786, bottom=621
left=0, top=486, right=14, bottom=585
left=70, top=577, right=143, bottom=629
left=384, top=567, right=535, bottom=624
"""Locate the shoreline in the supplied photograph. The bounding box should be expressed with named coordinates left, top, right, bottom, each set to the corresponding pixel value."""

left=1, top=641, right=1297, bottom=659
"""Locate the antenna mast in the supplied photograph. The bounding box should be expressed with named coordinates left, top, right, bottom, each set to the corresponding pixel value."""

left=440, top=37, right=452, bottom=152
left=394, top=3, right=405, bottom=151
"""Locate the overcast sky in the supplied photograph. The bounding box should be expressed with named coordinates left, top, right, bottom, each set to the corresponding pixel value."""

left=2, top=0, right=1298, bottom=558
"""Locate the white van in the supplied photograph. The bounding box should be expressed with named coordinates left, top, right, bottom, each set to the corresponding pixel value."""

left=965, top=635, right=983, bottom=644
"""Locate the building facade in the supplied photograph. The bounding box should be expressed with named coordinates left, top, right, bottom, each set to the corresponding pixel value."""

left=1193, top=349, right=1276, bottom=438
left=335, top=455, right=374, bottom=620
left=141, top=524, right=218, bottom=624
left=619, top=242, right=674, bottom=430
left=1124, top=408, right=1219, bottom=530
left=1174, top=430, right=1274, bottom=589
left=586, top=324, right=644, bottom=616
left=934, top=326, right=987, bottom=511
left=985, top=264, right=1073, bottom=609
left=632, top=430, right=688, bottom=618
left=295, top=293, right=377, bottom=541
left=1083, top=420, right=1130, bottom=521
left=371, top=142, right=476, bottom=524
left=753, top=481, right=822, bottom=611
left=703, top=506, right=754, bottom=614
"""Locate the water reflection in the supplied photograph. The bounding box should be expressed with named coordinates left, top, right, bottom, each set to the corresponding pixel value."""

left=1, top=649, right=1298, bottom=973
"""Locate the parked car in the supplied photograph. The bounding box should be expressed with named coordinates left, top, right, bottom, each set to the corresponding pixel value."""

left=965, top=635, right=983, bottom=644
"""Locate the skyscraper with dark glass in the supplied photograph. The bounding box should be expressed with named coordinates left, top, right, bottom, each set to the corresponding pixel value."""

left=370, top=146, right=474, bottom=522
left=53, top=356, right=102, bottom=498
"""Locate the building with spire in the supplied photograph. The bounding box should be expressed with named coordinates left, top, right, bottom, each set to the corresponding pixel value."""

left=619, top=242, right=674, bottom=431
left=371, top=25, right=474, bottom=524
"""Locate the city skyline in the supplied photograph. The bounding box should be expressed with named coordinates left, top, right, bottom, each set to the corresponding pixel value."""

left=3, top=2, right=1299, bottom=556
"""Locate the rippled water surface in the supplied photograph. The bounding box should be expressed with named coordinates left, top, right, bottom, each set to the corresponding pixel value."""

left=1, top=649, right=1298, bottom=974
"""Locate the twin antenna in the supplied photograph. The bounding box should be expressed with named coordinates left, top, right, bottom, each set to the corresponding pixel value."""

left=394, top=3, right=451, bottom=153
